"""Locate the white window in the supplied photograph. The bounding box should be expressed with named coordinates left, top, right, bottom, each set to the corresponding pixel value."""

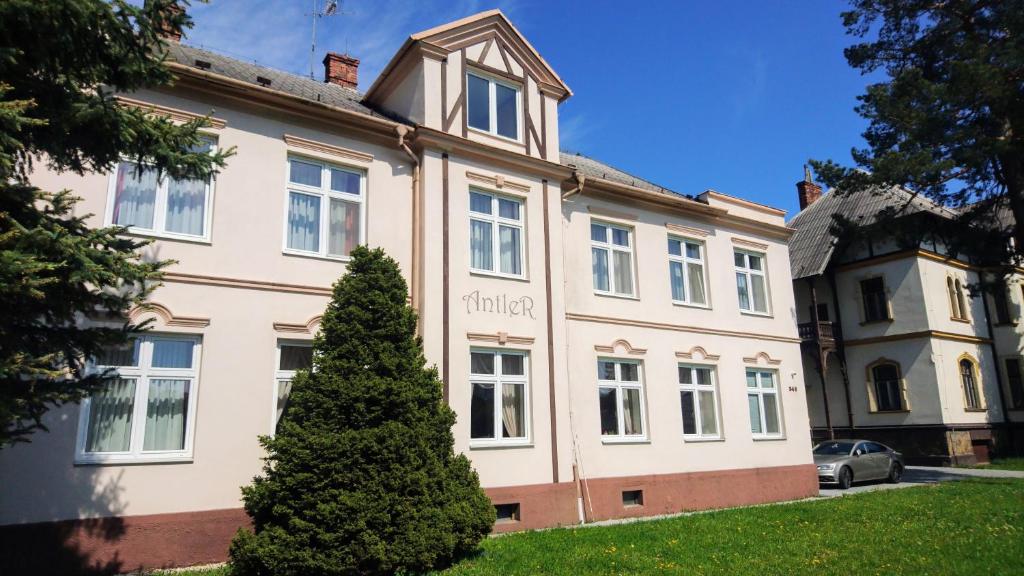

left=106, top=139, right=216, bottom=241
left=284, top=156, right=365, bottom=259
left=746, top=369, right=782, bottom=438
left=678, top=365, right=720, bottom=438
left=76, top=335, right=201, bottom=463
left=591, top=222, right=635, bottom=297
left=598, top=359, right=646, bottom=441
left=470, top=350, right=529, bottom=445
left=272, top=341, right=313, bottom=432
left=669, top=237, right=707, bottom=306
left=735, top=250, right=769, bottom=314
left=468, top=190, right=524, bottom=277
left=466, top=71, right=520, bottom=141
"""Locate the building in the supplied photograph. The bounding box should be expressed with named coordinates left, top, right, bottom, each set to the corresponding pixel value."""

left=789, top=170, right=1023, bottom=466
left=0, top=11, right=817, bottom=573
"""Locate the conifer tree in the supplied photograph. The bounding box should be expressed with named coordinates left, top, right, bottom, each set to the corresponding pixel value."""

left=230, top=246, right=495, bottom=576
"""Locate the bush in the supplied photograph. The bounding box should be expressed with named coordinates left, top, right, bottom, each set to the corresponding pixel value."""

left=229, top=246, right=495, bottom=575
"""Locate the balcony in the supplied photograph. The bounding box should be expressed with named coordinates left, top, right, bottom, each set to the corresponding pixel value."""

left=798, top=321, right=840, bottom=350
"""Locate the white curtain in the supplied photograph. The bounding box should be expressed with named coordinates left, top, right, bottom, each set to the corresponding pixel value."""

left=85, top=378, right=136, bottom=453
left=165, top=177, right=207, bottom=236
left=112, top=162, right=157, bottom=229
left=622, top=388, right=642, bottom=435
left=670, top=261, right=685, bottom=301
left=501, top=383, right=524, bottom=438
left=748, top=394, right=762, bottom=434
left=592, top=248, right=609, bottom=291
left=276, top=379, right=293, bottom=428
left=328, top=198, right=359, bottom=257
left=736, top=273, right=751, bottom=309
left=288, top=192, right=320, bottom=251
left=699, top=391, right=717, bottom=435
left=470, top=219, right=493, bottom=270
left=688, top=262, right=707, bottom=305
left=499, top=225, right=521, bottom=275
left=151, top=339, right=193, bottom=369
left=763, top=394, right=780, bottom=434
left=613, top=251, right=633, bottom=294
left=144, top=379, right=189, bottom=451
left=751, top=275, right=768, bottom=312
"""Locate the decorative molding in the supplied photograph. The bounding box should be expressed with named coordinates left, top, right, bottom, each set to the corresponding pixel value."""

left=594, top=339, right=647, bottom=356
left=836, top=248, right=976, bottom=273
left=115, top=96, right=226, bottom=129
left=743, top=352, right=782, bottom=366
left=467, top=331, right=535, bottom=345
left=273, top=315, right=323, bottom=335
left=587, top=205, right=639, bottom=222
left=163, top=272, right=332, bottom=296
left=283, top=134, right=373, bottom=164
left=732, top=237, right=770, bottom=251
left=845, top=330, right=992, bottom=347
left=129, top=303, right=210, bottom=328
left=675, top=346, right=720, bottom=362
left=565, top=312, right=801, bottom=344
left=666, top=223, right=710, bottom=238
left=466, top=171, right=530, bottom=193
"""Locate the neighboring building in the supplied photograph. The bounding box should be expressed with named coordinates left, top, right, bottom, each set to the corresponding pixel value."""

left=0, top=11, right=817, bottom=572
left=789, top=170, right=1023, bottom=466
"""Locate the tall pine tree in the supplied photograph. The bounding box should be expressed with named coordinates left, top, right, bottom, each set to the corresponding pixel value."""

left=230, top=246, right=494, bottom=576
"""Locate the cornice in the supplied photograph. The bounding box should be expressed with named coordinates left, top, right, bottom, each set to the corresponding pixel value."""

left=565, top=312, right=801, bottom=344
left=115, top=95, right=226, bottom=129
left=412, top=126, right=570, bottom=181
left=844, top=330, right=991, bottom=347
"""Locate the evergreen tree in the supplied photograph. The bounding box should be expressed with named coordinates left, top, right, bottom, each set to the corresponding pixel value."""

left=0, top=0, right=232, bottom=445
left=811, top=0, right=1024, bottom=263
left=230, top=246, right=495, bottom=576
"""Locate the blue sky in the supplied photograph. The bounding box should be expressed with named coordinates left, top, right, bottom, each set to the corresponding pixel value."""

left=183, top=0, right=870, bottom=217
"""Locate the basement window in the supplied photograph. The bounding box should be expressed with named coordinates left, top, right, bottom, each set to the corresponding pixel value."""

left=495, top=503, right=521, bottom=524
left=622, top=490, right=644, bottom=507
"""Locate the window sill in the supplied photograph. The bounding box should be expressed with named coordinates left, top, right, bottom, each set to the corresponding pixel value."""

left=751, top=435, right=786, bottom=442
left=601, top=437, right=649, bottom=445
left=950, top=317, right=971, bottom=324
left=594, top=291, right=640, bottom=301
left=740, top=310, right=772, bottom=318
left=683, top=436, right=724, bottom=443
left=868, top=409, right=910, bottom=414
left=964, top=408, right=988, bottom=413
left=672, top=301, right=711, bottom=310
left=859, top=318, right=894, bottom=326
left=467, top=125, right=524, bottom=147
left=469, top=440, right=533, bottom=450
left=122, top=229, right=212, bottom=245
left=469, top=269, right=530, bottom=283
left=75, top=454, right=194, bottom=466
left=282, top=249, right=352, bottom=263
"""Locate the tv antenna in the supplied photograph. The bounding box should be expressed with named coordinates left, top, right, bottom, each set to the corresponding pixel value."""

left=309, top=0, right=342, bottom=78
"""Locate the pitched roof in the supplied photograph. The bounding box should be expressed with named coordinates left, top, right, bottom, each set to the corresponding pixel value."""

left=163, top=43, right=409, bottom=123
left=787, top=186, right=957, bottom=279
left=559, top=152, right=689, bottom=199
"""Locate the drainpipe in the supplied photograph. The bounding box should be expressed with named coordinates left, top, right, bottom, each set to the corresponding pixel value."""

left=395, top=125, right=422, bottom=318
left=561, top=170, right=586, bottom=200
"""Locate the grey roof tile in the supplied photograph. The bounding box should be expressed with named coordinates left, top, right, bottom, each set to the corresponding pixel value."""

left=559, top=151, right=690, bottom=199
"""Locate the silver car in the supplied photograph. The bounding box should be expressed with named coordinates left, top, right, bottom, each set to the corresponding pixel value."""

left=813, top=440, right=904, bottom=489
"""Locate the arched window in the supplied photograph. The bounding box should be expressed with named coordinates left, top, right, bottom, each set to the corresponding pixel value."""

left=947, top=277, right=961, bottom=319
left=868, top=360, right=904, bottom=412
left=955, top=279, right=968, bottom=321
left=959, top=357, right=982, bottom=410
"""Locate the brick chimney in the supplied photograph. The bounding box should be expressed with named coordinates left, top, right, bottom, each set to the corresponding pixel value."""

left=323, top=52, right=359, bottom=89
left=157, top=2, right=184, bottom=42
left=797, top=165, right=822, bottom=210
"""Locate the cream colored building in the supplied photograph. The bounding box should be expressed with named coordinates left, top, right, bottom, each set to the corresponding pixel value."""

left=789, top=175, right=1023, bottom=466
left=0, top=11, right=816, bottom=572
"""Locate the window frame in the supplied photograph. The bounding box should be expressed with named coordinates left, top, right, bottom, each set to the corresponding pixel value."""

left=745, top=369, right=784, bottom=439
left=75, top=334, right=202, bottom=464
left=958, top=356, right=985, bottom=411
left=668, top=236, right=709, bottom=308
left=467, top=188, right=527, bottom=279
left=591, top=221, right=637, bottom=298
left=677, top=364, right=721, bottom=440
left=104, top=137, right=217, bottom=243
left=469, top=348, right=531, bottom=448
left=282, top=155, right=367, bottom=261
left=271, top=340, right=314, bottom=434
left=859, top=276, right=892, bottom=323
left=1003, top=357, right=1024, bottom=410
left=867, top=361, right=905, bottom=412
left=734, top=249, right=770, bottom=315
left=598, top=358, right=648, bottom=443
left=466, top=69, right=523, bottom=143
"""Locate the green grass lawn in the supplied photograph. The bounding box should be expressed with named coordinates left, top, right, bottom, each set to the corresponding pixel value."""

left=964, top=457, right=1024, bottom=471
left=166, top=479, right=1023, bottom=576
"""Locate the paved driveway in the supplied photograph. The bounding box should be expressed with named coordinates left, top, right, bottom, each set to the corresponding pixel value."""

left=819, top=465, right=1024, bottom=497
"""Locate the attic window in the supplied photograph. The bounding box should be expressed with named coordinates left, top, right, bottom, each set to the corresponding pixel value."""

left=256, top=76, right=272, bottom=87
left=194, top=59, right=211, bottom=70
left=467, top=70, right=519, bottom=141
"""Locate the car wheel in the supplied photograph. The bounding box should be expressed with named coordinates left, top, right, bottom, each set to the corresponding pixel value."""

left=837, top=466, right=852, bottom=490
left=888, top=463, right=903, bottom=484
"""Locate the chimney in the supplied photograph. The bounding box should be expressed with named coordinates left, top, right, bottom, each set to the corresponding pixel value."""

left=797, top=165, right=822, bottom=210
left=323, top=52, right=359, bottom=89
left=156, top=2, right=184, bottom=42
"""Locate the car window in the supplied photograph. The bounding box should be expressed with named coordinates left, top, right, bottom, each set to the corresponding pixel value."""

left=853, top=443, right=866, bottom=455
left=813, top=441, right=855, bottom=455
left=867, top=442, right=888, bottom=454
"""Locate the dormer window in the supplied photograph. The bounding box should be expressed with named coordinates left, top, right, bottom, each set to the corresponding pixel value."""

left=467, top=70, right=520, bottom=141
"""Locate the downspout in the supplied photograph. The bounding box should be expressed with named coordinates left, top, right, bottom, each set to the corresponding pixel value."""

left=396, top=125, right=422, bottom=325
left=561, top=170, right=586, bottom=200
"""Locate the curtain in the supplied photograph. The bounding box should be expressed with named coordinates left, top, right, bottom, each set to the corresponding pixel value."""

left=748, top=394, right=762, bottom=434
left=275, top=379, right=293, bottom=428
left=470, top=219, right=493, bottom=270
left=330, top=168, right=360, bottom=194
left=688, top=262, right=707, bottom=305
left=622, top=388, right=642, bottom=435
left=144, top=379, right=189, bottom=451
left=736, top=273, right=750, bottom=309
left=699, top=391, right=718, bottom=435
left=85, top=378, right=136, bottom=453
left=165, top=177, right=207, bottom=236
left=592, top=248, right=609, bottom=291
left=612, top=251, right=633, bottom=294
left=670, top=261, right=685, bottom=301
left=763, top=394, right=780, bottom=434
left=112, top=162, right=157, bottom=229
left=328, top=198, right=359, bottom=257
left=751, top=274, right=768, bottom=312
left=501, top=383, right=524, bottom=438
left=499, top=225, right=521, bottom=275
left=151, top=339, right=193, bottom=369
left=288, top=192, right=320, bottom=251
